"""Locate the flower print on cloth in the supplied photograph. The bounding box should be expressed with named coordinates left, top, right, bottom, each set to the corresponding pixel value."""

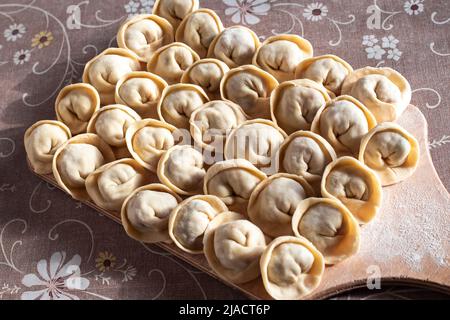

left=139, top=0, right=154, bottom=14
left=124, top=0, right=140, bottom=17
left=382, top=35, right=399, bottom=49
left=303, top=2, right=328, bottom=22
left=362, top=35, right=378, bottom=46
left=404, top=0, right=424, bottom=16
left=365, top=45, right=385, bottom=60
left=224, top=0, right=272, bottom=25
left=95, top=251, right=116, bottom=272
left=13, top=49, right=31, bottom=65
left=21, top=251, right=90, bottom=300
left=362, top=34, right=402, bottom=62
left=4, top=23, right=26, bottom=42
left=31, top=31, right=54, bottom=49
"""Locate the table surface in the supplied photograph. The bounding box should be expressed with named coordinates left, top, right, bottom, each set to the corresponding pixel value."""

left=0, top=0, right=449, bottom=300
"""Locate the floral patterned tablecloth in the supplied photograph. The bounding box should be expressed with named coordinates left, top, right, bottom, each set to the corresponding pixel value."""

left=0, top=0, right=449, bottom=300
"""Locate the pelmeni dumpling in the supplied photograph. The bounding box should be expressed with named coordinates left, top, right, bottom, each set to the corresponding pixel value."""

left=341, top=67, right=412, bottom=122
left=87, top=105, right=141, bottom=158
left=25, top=120, right=72, bottom=174
left=277, top=131, right=337, bottom=193
left=181, top=59, right=229, bottom=100
left=83, top=48, right=141, bottom=105
left=121, top=183, right=182, bottom=243
left=126, top=119, right=180, bottom=172
left=295, top=55, right=353, bottom=97
left=157, top=83, right=209, bottom=129
left=311, top=95, right=377, bottom=156
left=260, top=236, right=325, bottom=300
left=157, top=145, right=206, bottom=195
left=321, top=156, right=382, bottom=224
left=117, top=14, right=174, bottom=62
left=168, top=195, right=228, bottom=254
left=153, top=0, right=199, bottom=31
left=189, top=100, right=247, bottom=155
left=270, top=79, right=331, bottom=134
left=224, top=119, right=287, bottom=175
left=203, top=212, right=266, bottom=284
left=147, top=42, right=200, bottom=84
left=85, top=158, right=153, bottom=211
left=253, top=34, right=313, bottom=82
left=204, top=159, right=267, bottom=213
left=292, top=197, right=360, bottom=265
left=176, top=9, right=224, bottom=58
left=359, top=122, right=419, bottom=186
left=55, top=83, right=100, bottom=135
left=220, top=65, right=279, bottom=119
left=207, top=26, right=260, bottom=68
left=247, top=173, right=314, bottom=238
left=115, top=72, right=168, bottom=118
left=52, top=133, right=115, bottom=200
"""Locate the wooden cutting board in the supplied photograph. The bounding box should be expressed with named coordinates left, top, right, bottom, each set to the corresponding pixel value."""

left=30, top=105, right=450, bottom=299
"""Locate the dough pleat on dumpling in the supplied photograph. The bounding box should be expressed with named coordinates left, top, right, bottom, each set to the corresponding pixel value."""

left=359, top=122, right=419, bottom=186
left=321, top=156, right=382, bottom=224
left=253, top=34, right=313, bottom=82
left=247, top=173, right=314, bottom=238
left=52, top=133, right=115, bottom=201
left=341, top=66, right=412, bottom=122
left=168, top=195, right=228, bottom=254
left=260, top=236, right=325, bottom=300
left=292, top=197, right=360, bottom=265
left=115, top=71, right=168, bottom=119
left=270, top=79, right=331, bottom=134
left=117, top=14, right=174, bottom=63
left=153, top=0, right=199, bottom=31
left=25, top=120, right=72, bottom=174
left=121, top=183, right=182, bottom=243
left=55, top=83, right=100, bottom=135
left=203, top=211, right=267, bottom=284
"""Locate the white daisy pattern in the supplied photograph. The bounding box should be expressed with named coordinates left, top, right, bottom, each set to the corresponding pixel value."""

left=124, top=0, right=140, bottom=17
left=21, top=252, right=90, bottom=300
left=362, top=35, right=378, bottom=47
left=140, top=0, right=154, bottom=13
left=387, top=48, right=403, bottom=61
left=382, top=35, right=400, bottom=49
left=223, top=0, right=272, bottom=26
left=13, top=49, right=31, bottom=65
left=4, top=23, right=26, bottom=42
left=366, top=45, right=386, bottom=60
left=303, top=2, right=329, bottom=22
left=404, top=0, right=424, bottom=16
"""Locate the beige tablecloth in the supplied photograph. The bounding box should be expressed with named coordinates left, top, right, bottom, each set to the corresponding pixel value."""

left=0, top=0, right=449, bottom=300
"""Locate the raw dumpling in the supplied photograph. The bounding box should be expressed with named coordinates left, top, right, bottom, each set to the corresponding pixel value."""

left=253, top=34, right=313, bottom=82
left=203, top=159, right=267, bottom=213
left=87, top=105, right=141, bottom=158
left=292, top=197, right=360, bottom=264
left=270, top=79, right=331, bottom=134
left=157, top=145, right=206, bottom=195
left=277, top=130, right=337, bottom=193
left=55, top=83, right=100, bottom=135
left=83, top=48, right=141, bottom=105
left=220, top=65, right=279, bottom=119
left=207, top=26, right=260, bottom=68
left=121, top=183, right=182, bottom=243
left=52, top=133, right=115, bottom=200
left=189, top=100, right=247, bottom=155
left=295, top=55, right=353, bottom=97
left=157, top=83, right=209, bottom=129
left=147, top=42, right=200, bottom=84
left=224, top=119, right=287, bottom=175
left=311, top=95, right=377, bottom=156
left=321, top=156, right=382, bottom=224
left=181, top=58, right=229, bottom=100
left=168, top=195, right=228, bottom=254
left=260, top=236, right=325, bottom=300
left=203, top=211, right=266, bottom=284
left=126, top=119, right=180, bottom=172
left=25, top=120, right=72, bottom=174
left=85, top=158, right=152, bottom=211
left=117, top=14, right=174, bottom=62
left=176, top=9, right=224, bottom=58
left=359, top=122, right=419, bottom=186
left=341, top=67, right=412, bottom=122
left=247, top=173, right=314, bottom=238
left=115, top=71, right=168, bottom=118
left=153, top=0, right=199, bottom=31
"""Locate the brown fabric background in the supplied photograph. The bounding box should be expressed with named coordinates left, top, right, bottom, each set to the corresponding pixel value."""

left=0, top=0, right=449, bottom=300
